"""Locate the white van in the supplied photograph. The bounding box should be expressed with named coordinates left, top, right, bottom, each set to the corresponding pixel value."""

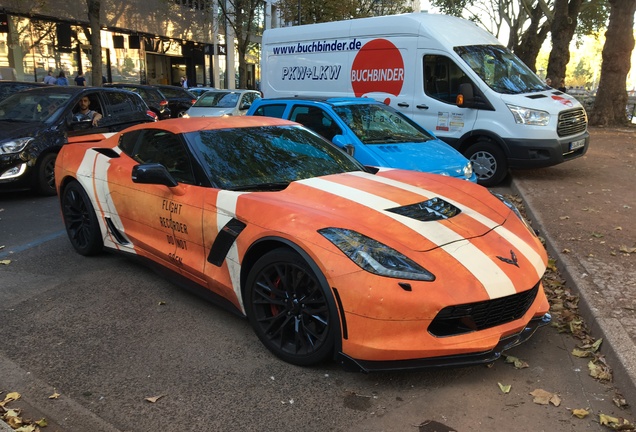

left=261, top=13, right=589, bottom=186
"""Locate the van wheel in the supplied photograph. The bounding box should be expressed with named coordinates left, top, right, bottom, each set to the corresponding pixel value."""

left=465, top=140, right=508, bottom=187
left=36, top=153, right=58, bottom=196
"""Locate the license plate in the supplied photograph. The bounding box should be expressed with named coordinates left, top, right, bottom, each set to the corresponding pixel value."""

left=569, top=138, right=585, bottom=151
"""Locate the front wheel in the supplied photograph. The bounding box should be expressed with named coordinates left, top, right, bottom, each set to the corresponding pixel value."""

left=61, top=181, right=103, bottom=256
left=245, top=248, right=336, bottom=366
left=35, top=153, right=58, bottom=196
left=465, top=139, right=509, bottom=187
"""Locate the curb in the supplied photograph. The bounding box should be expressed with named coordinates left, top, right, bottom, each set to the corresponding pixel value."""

left=511, top=178, right=636, bottom=404
left=0, top=421, right=12, bottom=432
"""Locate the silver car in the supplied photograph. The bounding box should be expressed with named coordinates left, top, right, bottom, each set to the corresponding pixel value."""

left=184, top=89, right=261, bottom=117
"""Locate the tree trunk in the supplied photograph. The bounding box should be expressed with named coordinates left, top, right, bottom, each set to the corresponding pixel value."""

left=514, top=5, right=551, bottom=72
left=546, top=0, right=583, bottom=85
left=589, top=0, right=636, bottom=126
left=87, top=0, right=102, bottom=87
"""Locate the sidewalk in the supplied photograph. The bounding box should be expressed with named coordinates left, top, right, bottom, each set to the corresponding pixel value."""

left=510, top=125, right=636, bottom=403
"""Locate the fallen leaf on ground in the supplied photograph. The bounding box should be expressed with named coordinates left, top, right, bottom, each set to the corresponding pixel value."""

left=572, top=348, right=591, bottom=358
left=619, top=245, right=636, bottom=254
left=144, top=394, right=165, bottom=403
left=504, top=355, right=529, bottom=369
left=498, top=383, right=511, bottom=394
left=530, top=389, right=561, bottom=406
left=0, top=392, right=21, bottom=407
left=571, top=408, right=589, bottom=418
left=49, top=390, right=60, bottom=399
left=599, top=413, right=635, bottom=430
left=0, top=259, right=11, bottom=265
left=588, top=361, right=612, bottom=381
left=35, top=418, right=48, bottom=427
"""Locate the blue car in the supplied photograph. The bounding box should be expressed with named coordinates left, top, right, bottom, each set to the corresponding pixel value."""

left=247, top=97, right=476, bottom=182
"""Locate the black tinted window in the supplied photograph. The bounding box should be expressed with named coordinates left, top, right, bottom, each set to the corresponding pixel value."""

left=253, top=104, right=285, bottom=118
left=104, top=92, right=142, bottom=115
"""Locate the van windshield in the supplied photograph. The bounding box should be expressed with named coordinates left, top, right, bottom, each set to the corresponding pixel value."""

left=332, top=104, right=435, bottom=145
left=455, top=45, right=547, bottom=95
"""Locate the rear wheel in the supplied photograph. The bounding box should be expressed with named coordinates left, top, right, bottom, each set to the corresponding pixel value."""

left=35, top=153, right=58, bottom=196
left=245, top=248, right=336, bottom=366
left=465, top=139, right=508, bottom=187
left=61, top=181, right=103, bottom=256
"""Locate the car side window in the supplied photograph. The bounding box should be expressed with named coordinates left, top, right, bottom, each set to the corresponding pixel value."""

left=290, top=105, right=342, bottom=141
left=423, top=55, right=470, bottom=104
left=72, top=92, right=103, bottom=116
left=104, top=91, right=141, bottom=116
left=252, top=104, right=285, bottom=118
left=132, top=130, right=196, bottom=185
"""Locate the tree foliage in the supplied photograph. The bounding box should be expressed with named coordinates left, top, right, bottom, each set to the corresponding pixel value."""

left=274, top=0, right=412, bottom=25
left=218, top=0, right=265, bottom=88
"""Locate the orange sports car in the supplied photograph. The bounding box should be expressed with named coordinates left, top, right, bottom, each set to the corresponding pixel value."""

left=55, top=116, right=550, bottom=372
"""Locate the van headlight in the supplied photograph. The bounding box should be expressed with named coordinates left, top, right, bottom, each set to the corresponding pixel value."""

left=0, top=137, right=34, bottom=154
left=506, top=105, right=550, bottom=126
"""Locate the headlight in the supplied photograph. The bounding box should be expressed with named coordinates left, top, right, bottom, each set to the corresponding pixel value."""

left=0, top=137, right=34, bottom=154
left=491, top=192, right=535, bottom=234
left=506, top=104, right=550, bottom=126
left=463, top=162, right=473, bottom=178
left=318, top=227, right=435, bottom=281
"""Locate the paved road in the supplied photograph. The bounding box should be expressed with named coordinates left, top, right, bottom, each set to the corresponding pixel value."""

left=1, top=154, right=634, bottom=431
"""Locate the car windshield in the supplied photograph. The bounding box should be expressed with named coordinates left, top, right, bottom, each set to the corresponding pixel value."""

left=0, top=92, right=71, bottom=123
left=332, top=104, right=435, bottom=144
left=186, top=125, right=363, bottom=190
left=455, top=45, right=547, bottom=95
left=194, top=92, right=239, bottom=108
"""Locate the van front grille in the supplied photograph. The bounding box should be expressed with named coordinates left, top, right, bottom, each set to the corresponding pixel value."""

left=557, top=108, right=587, bottom=137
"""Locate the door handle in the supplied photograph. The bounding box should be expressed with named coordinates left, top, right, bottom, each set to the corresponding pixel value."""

left=416, top=104, right=429, bottom=110
left=397, top=102, right=409, bottom=108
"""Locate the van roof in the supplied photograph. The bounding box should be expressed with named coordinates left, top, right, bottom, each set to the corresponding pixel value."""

left=264, top=13, right=501, bottom=49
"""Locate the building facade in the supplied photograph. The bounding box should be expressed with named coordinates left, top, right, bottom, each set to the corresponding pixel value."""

left=0, top=0, right=247, bottom=88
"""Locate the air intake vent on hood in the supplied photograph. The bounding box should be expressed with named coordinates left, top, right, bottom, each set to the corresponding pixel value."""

left=386, top=197, right=461, bottom=221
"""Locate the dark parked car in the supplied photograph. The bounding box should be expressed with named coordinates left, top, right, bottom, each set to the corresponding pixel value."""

left=105, top=83, right=171, bottom=120
left=0, top=86, right=155, bottom=195
left=153, top=85, right=197, bottom=117
left=0, top=80, right=47, bottom=102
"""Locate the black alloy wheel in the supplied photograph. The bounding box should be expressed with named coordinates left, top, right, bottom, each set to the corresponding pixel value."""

left=61, top=181, right=104, bottom=256
left=245, top=248, right=336, bottom=366
left=36, top=153, right=58, bottom=196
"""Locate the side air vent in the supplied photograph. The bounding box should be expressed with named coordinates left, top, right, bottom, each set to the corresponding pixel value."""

left=386, top=197, right=461, bottom=222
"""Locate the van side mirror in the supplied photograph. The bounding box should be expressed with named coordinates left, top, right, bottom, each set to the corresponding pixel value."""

left=456, top=83, right=474, bottom=107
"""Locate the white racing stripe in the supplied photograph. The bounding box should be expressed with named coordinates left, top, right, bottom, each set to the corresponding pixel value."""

left=217, top=190, right=246, bottom=312
left=299, top=176, right=517, bottom=299
left=350, top=171, right=546, bottom=279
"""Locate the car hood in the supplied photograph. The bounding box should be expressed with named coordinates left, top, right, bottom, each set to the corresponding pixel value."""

left=363, top=139, right=469, bottom=177
left=0, top=121, right=45, bottom=141
left=237, top=169, right=522, bottom=254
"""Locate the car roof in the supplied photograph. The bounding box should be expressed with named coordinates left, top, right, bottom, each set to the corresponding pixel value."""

left=15, top=86, right=138, bottom=97
left=255, top=96, right=381, bottom=106
left=122, top=116, right=295, bottom=134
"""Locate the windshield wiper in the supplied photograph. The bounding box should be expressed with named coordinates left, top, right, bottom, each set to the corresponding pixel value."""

left=227, top=181, right=290, bottom=191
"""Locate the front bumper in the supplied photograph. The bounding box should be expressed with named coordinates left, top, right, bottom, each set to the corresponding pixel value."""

left=336, top=312, right=551, bottom=373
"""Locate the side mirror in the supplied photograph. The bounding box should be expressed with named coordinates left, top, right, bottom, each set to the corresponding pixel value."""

left=132, top=163, right=178, bottom=187
left=333, top=135, right=355, bottom=156
left=456, top=83, right=474, bottom=107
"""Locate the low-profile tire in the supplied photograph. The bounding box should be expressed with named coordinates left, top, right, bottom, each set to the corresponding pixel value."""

left=35, top=152, right=58, bottom=196
left=245, top=248, right=336, bottom=366
left=465, top=139, right=509, bottom=187
left=61, top=181, right=103, bottom=256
